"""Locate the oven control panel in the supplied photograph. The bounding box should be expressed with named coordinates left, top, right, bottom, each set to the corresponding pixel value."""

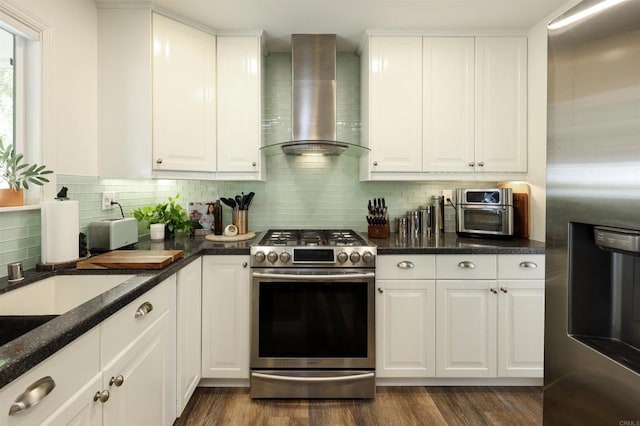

left=250, top=246, right=376, bottom=268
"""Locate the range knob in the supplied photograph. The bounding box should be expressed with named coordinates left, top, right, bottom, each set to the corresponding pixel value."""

left=254, top=251, right=266, bottom=263
left=362, top=251, right=374, bottom=264
left=337, top=252, right=349, bottom=264
left=350, top=252, right=361, bottom=264
left=279, top=252, right=291, bottom=263
left=266, top=251, right=279, bottom=264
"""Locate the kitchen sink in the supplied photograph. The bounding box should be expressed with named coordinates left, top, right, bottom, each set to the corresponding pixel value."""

left=0, top=274, right=135, bottom=346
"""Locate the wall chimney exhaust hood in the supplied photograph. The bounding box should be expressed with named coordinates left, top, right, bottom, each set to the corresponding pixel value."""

left=261, top=34, right=369, bottom=157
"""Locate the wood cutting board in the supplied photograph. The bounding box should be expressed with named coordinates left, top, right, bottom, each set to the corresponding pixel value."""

left=76, top=250, right=184, bottom=270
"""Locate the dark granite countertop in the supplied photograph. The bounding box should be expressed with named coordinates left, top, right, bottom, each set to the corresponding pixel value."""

left=0, top=229, right=542, bottom=389
left=370, top=232, right=545, bottom=255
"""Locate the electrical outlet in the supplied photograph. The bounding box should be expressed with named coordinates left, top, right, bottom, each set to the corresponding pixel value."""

left=442, top=190, right=453, bottom=204
left=102, top=192, right=116, bottom=210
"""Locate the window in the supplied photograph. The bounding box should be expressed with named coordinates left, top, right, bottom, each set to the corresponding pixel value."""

left=0, top=27, right=13, bottom=150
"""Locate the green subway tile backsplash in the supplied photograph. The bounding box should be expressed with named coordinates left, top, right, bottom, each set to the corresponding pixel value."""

left=0, top=52, right=494, bottom=278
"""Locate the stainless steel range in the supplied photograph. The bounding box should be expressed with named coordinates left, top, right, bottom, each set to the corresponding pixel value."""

left=250, top=229, right=376, bottom=399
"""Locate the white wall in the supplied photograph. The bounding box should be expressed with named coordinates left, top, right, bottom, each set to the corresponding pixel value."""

left=526, top=0, right=581, bottom=242
left=19, top=0, right=98, bottom=177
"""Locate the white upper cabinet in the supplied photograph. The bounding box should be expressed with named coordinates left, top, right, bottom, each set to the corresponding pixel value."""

left=98, top=7, right=264, bottom=180
left=360, top=34, right=528, bottom=181
left=475, top=37, right=528, bottom=173
left=361, top=36, right=423, bottom=173
left=152, top=14, right=216, bottom=173
left=422, top=37, right=475, bottom=172
left=216, top=36, right=264, bottom=178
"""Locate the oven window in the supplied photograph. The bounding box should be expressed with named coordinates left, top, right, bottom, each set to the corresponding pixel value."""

left=258, top=282, right=368, bottom=358
left=464, top=209, right=504, bottom=232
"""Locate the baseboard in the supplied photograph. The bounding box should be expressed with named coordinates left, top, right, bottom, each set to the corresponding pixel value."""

left=375, top=377, right=543, bottom=387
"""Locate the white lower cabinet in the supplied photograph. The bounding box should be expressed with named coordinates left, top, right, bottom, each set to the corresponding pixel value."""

left=435, top=280, right=498, bottom=377
left=376, top=280, right=436, bottom=378
left=42, top=373, right=103, bottom=425
left=377, top=254, right=544, bottom=381
left=176, top=259, right=202, bottom=415
left=0, top=328, right=100, bottom=426
left=99, top=275, right=177, bottom=426
left=201, top=256, right=251, bottom=379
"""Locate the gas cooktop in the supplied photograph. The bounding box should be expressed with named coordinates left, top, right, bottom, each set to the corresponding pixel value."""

left=251, top=229, right=376, bottom=268
left=257, top=229, right=367, bottom=247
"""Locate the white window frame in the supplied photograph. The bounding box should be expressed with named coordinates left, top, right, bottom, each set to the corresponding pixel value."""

left=0, top=2, right=54, bottom=207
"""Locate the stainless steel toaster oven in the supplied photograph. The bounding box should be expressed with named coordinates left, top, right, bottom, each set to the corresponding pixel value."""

left=455, top=188, right=514, bottom=238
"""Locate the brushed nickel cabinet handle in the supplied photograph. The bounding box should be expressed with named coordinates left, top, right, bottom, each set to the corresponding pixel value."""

left=242, top=262, right=248, bottom=268
left=458, top=261, right=475, bottom=269
left=519, top=261, right=538, bottom=268
left=490, top=288, right=498, bottom=294
left=252, top=161, right=257, bottom=167
left=477, top=161, right=484, bottom=167
left=468, top=162, right=475, bottom=167
left=500, top=287, right=508, bottom=293
left=397, top=261, right=414, bottom=269
left=373, top=161, right=378, bottom=166
left=93, top=390, right=110, bottom=403
left=109, top=375, right=124, bottom=387
left=377, top=287, right=384, bottom=294
left=156, top=158, right=163, bottom=164
left=9, top=376, right=56, bottom=416
left=135, top=301, right=153, bottom=318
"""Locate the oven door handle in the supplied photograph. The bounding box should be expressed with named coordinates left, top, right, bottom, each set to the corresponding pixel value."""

left=252, top=272, right=375, bottom=281
left=251, top=372, right=375, bottom=383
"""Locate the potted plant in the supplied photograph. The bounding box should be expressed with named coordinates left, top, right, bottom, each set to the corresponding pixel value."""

left=0, top=140, right=53, bottom=207
left=132, top=194, right=193, bottom=238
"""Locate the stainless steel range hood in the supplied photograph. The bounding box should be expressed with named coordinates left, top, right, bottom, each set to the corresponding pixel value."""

left=261, top=34, right=368, bottom=156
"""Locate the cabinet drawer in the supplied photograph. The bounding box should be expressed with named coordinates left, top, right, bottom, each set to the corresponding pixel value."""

left=0, top=328, right=99, bottom=425
left=498, top=255, right=545, bottom=280
left=377, top=255, right=436, bottom=280
left=100, top=275, right=175, bottom=366
left=436, top=255, right=497, bottom=279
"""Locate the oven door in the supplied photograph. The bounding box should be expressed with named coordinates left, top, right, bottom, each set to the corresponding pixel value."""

left=457, top=205, right=514, bottom=237
left=250, top=269, right=375, bottom=370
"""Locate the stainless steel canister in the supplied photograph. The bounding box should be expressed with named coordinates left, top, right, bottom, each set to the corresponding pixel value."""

left=407, top=211, right=419, bottom=235
left=420, top=206, right=432, bottom=235
left=395, top=217, right=407, bottom=234
left=432, top=195, right=445, bottom=234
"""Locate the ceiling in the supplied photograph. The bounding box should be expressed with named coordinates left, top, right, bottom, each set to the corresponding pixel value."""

left=99, top=0, right=569, bottom=51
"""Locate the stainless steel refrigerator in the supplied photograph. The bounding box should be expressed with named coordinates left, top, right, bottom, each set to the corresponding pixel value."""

left=545, top=0, right=640, bottom=423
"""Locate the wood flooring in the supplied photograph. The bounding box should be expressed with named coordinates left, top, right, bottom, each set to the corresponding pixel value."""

left=176, top=386, right=542, bottom=426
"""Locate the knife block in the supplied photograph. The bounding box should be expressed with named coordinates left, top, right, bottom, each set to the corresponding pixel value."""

left=368, top=224, right=390, bottom=239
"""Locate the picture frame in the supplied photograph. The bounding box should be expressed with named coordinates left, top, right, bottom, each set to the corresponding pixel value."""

left=188, top=201, right=216, bottom=235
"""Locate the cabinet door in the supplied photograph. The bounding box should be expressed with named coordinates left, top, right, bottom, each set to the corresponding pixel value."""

left=41, top=373, right=102, bottom=426
left=376, top=280, right=436, bottom=378
left=176, top=259, right=202, bottom=415
left=102, top=310, right=175, bottom=426
left=497, top=280, right=544, bottom=378
left=217, top=36, right=262, bottom=174
left=152, top=13, right=216, bottom=172
left=475, top=37, right=527, bottom=173
left=367, top=36, right=423, bottom=172
left=436, top=280, right=497, bottom=377
left=201, top=256, right=250, bottom=379
left=423, top=37, right=475, bottom=172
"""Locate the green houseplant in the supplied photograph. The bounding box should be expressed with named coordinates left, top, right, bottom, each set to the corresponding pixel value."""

left=0, top=140, right=53, bottom=207
left=131, top=194, right=192, bottom=238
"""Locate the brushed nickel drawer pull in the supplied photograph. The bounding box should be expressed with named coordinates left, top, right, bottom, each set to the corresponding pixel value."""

left=490, top=288, right=498, bottom=294
left=519, top=261, right=538, bottom=268
left=458, top=261, right=476, bottom=269
left=378, top=287, right=384, bottom=294
left=9, top=376, right=56, bottom=416
left=135, top=301, right=154, bottom=318
left=500, top=287, right=508, bottom=293
left=397, top=261, right=414, bottom=269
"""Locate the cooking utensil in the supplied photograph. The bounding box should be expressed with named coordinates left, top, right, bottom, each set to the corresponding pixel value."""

left=245, top=192, right=255, bottom=209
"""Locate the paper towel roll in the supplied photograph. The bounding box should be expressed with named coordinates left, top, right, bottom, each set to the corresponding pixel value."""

left=41, top=200, right=79, bottom=264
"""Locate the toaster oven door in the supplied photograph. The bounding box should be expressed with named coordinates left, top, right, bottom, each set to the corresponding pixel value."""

left=457, top=205, right=514, bottom=237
